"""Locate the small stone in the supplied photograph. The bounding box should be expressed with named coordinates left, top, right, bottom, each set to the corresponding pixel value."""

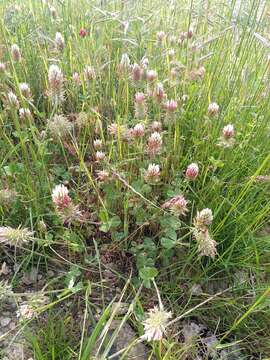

left=182, top=322, right=205, bottom=343
left=9, top=321, right=16, bottom=330
left=190, top=283, right=203, bottom=296
left=22, top=268, right=38, bottom=285
left=0, top=262, right=10, bottom=275
left=1, top=317, right=11, bottom=327
left=110, top=302, right=130, bottom=316
left=47, top=270, right=54, bottom=277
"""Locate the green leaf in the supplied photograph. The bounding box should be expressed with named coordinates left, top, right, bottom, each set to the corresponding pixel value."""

left=110, top=215, right=121, bottom=228
left=161, top=237, right=176, bottom=249
left=139, top=267, right=158, bottom=280
left=164, top=228, right=177, bottom=240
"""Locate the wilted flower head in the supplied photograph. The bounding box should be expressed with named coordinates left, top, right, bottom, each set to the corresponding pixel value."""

left=108, top=122, right=128, bottom=140
left=178, top=31, right=187, bottom=44
left=52, top=184, right=71, bottom=210
left=131, top=63, right=143, bottom=82
left=19, top=108, right=32, bottom=120
left=119, top=53, right=130, bottom=73
left=218, top=124, right=235, bottom=148
left=0, top=188, right=17, bottom=207
left=96, top=170, right=110, bottom=182
left=95, top=151, right=106, bottom=162
left=197, top=66, right=206, bottom=78
left=185, top=163, right=199, bottom=180
left=135, top=92, right=145, bottom=103
left=75, top=111, right=91, bottom=129
left=72, top=72, right=81, bottom=86
left=194, top=208, right=213, bottom=229
left=162, top=195, right=188, bottom=216
left=140, top=57, right=149, bottom=69
left=48, top=64, right=64, bottom=105
left=167, top=34, right=175, bottom=45
left=141, top=306, right=172, bottom=342
left=6, top=91, right=19, bottom=109
left=254, top=175, right=270, bottom=183
left=208, top=102, right=219, bottom=116
left=19, top=83, right=31, bottom=98
left=153, top=82, right=166, bottom=103
left=146, top=70, right=157, bottom=82
left=157, top=31, right=166, bottom=42
left=144, top=163, right=160, bottom=183
left=222, top=124, right=235, bottom=139
left=146, top=132, right=162, bottom=156
left=130, top=123, right=145, bottom=138
left=164, top=99, right=177, bottom=123
left=190, top=66, right=206, bottom=81
left=84, top=65, right=96, bottom=82
left=0, top=226, right=33, bottom=246
left=151, top=121, right=162, bottom=133
left=55, top=32, right=65, bottom=50
left=17, top=292, right=49, bottom=321
left=187, top=28, right=193, bottom=38
left=164, top=99, right=177, bottom=113
left=0, top=62, right=6, bottom=73
left=0, top=280, right=13, bottom=301
left=11, top=44, right=21, bottom=62
left=49, top=5, right=57, bottom=18
left=17, top=303, right=36, bottom=321
left=48, top=114, right=73, bottom=138
left=170, top=67, right=180, bottom=80
left=193, top=228, right=217, bottom=259
left=134, top=92, right=147, bottom=119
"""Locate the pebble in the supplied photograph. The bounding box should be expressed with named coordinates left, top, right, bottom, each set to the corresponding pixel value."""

left=0, top=317, right=11, bottom=327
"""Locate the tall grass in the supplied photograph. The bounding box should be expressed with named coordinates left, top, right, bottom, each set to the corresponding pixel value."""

left=0, top=0, right=269, bottom=358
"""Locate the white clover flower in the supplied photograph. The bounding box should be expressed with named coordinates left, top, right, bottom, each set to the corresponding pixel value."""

left=146, top=132, right=162, bottom=156
left=19, top=83, right=31, bottom=98
left=194, top=208, right=213, bottom=229
left=162, top=195, right=188, bottom=216
left=185, top=163, right=199, bottom=180
left=144, top=163, right=160, bottom=183
left=19, top=108, right=32, bottom=120
left=208, top=102, right=219, bottom=116
left=52, top=184, right=71, bottom=209
left=141, top=306, right=172, bottom=341
left=48, top=64, right=64, bottom=105
left=7, top=91, right=19, bottom=109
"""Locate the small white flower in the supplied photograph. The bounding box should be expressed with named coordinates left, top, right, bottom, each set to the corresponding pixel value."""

left=144, top=163, right=160, bottom=183
left=7, top=91, right=19, bottom=108
left=194, top=208, right=213, bottom=229
left=208, top=102, right=219, bottom=116
left=141, top=306, right=172, bottom=341
left=19, top=83, right=31, bottom=98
